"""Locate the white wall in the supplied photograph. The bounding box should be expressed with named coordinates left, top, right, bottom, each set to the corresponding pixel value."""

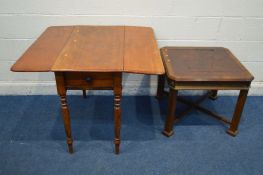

left=0, top=0, right=263, bottom=95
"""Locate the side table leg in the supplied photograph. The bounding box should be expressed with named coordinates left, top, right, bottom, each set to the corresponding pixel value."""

left=113, top=73, right=122, bottom=154
left=227, top=90, right=249, bottom=136
left=209, top=90, right=218, bottom=100
left=156, top=74, right=165, bottom=99
left=163, top=88, right=178, bottom=137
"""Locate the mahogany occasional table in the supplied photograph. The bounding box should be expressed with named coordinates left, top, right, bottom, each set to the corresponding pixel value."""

left=11, top=26, right=164, bottom=154
left=157, top=47, right=254, bottom=137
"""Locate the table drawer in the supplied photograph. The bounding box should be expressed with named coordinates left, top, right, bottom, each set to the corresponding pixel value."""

left=64, top=72, right=114, bottom=89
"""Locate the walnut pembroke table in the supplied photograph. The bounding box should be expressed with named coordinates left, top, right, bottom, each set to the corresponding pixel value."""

left=11, top=26, right=164, bottom=154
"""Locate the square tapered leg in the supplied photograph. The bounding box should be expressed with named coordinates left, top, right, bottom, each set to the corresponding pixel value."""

left=227, top=90, right=249, bottom=136
left=156, top=74, right=165, bottom=99
left=163, top=88, right=178, bottom=137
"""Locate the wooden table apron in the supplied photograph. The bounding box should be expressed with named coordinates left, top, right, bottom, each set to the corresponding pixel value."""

left=162, top=77, right=251, bottom=137
left=55, top=71, right=122, bottom=154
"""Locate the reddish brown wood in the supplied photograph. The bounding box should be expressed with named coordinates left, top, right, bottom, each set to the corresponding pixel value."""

left=64, top=72, right=114, bottom=89
left=51, top=26, right=124, bottom=72
left=163, top=89, right=178, bottom=137
left=124, top=27, right=164, bottom=74
left=113, top=73, right=122, bottom=154
left=55, top=72, right=73, bottom=153
left=62, top=71, right=123, bottom=153
left=227, top=90, right=249, bottom=136
left=11, top=25, right=164, bottom=154
left=11, top=26, right=74, bottom=72
left=12, top=25, right=164, bottom=75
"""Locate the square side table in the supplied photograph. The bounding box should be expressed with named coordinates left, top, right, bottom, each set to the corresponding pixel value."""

left=157, top=47, right=254, bottom=137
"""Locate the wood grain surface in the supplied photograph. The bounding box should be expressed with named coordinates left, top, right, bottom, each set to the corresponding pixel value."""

left=11, top=26, right=74, bottom=72
left=124, top=26, right=164, bottom=74
left=11, top=25, right=164, bottom=75
left=161, top=47, right=254, bottom=82
left=51, top=26, right=124, bottom=72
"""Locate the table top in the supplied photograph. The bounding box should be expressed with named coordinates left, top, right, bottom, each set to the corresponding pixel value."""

left=161, top=47, right=254, bottom=82
left=11, top=26, right=164, bottom=75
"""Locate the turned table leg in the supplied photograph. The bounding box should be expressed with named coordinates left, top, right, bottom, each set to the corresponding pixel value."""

left=156, top=74, right=165, bottom=99
left=55, top=72, right=73, bottom=153
left=59, top=95, right=73, bottom=153
left=113, top=73, right=122, bottom=154
left=227, top=90, right=249, bottom=136
left=163, top=88, right=178, bottom=137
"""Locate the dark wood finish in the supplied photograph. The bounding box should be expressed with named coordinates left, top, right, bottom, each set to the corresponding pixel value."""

left=162, top=89, right=178, bottom=137
left=156, top=74, right=165, bottom=99
left=160, top=47, right=254, bottom=137
left=161, top=90, right=234, bottom=125
left=11, top=26, right=164, bottom=154
left=161, top=47, right=253, bottom=82
left=170, top=81, right=251, bottom=90
left=209, top=90, right=218, bottom=100
left=113, top=73, right=122, bottom=154
left=227, top=90, right=249, bottom=136
left=82, top=90, right=87, bottom=98
left=64, top=72, right=114, bottom=89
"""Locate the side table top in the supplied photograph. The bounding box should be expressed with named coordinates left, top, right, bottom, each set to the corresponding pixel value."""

left=11, top=26, right=164, bottom=75
left=161, top=47, right=254, bottom=82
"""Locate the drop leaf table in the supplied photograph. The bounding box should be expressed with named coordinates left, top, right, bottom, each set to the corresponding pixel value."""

left=11, top=26, right=164, bottom=154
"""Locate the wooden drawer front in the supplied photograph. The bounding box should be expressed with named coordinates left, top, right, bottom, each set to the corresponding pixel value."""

left=64, top=72, right=114, bottom=88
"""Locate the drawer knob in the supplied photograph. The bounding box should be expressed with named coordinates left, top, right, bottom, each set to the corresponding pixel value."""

left=85, top=77, right=93, bottom=83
